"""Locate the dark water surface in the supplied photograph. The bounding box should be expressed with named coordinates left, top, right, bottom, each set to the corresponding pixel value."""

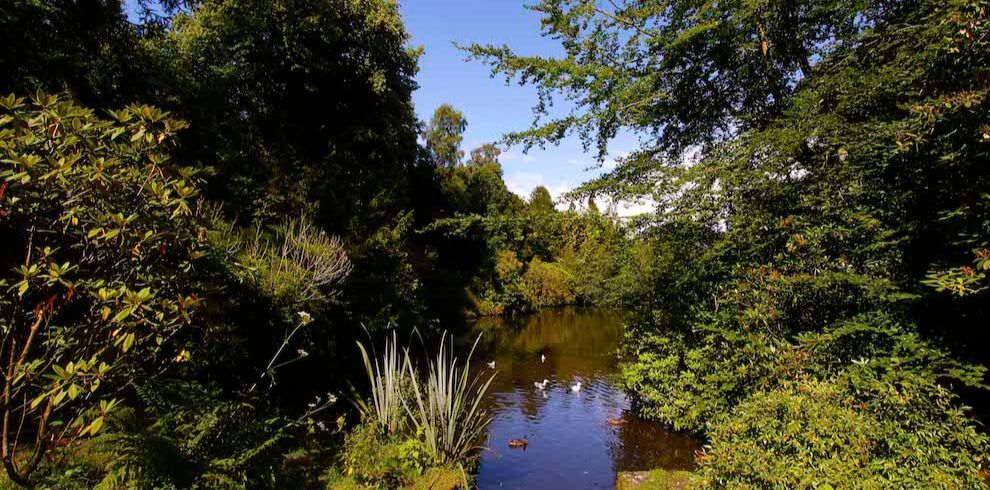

left=461, top=308, right=700, bottom=489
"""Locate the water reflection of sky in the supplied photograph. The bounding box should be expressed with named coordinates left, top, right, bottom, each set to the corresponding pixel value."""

left=462, top=308, right=699, bottom=489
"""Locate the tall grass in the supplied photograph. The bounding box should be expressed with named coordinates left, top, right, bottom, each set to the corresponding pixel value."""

left=405, top=333, right=495, bottom=465
left=353, top=331, right=495, bottom=467
left=355, top=331, right=409, bottom=435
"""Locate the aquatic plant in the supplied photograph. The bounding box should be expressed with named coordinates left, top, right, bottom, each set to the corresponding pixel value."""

left=355, top=331, right=410, bottom=435
left=405, top=333, right=495, bottom=466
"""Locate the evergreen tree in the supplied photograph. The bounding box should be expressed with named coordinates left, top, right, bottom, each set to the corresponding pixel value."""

left=529, top=186, right=555, bottom=214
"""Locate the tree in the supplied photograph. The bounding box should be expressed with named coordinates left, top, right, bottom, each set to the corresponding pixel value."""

left=0, top=93, right=204, bottom=484
left=585, top=197, right=599, bottom=215
left=425, top=104, right=467, bottom=169
left=463, top=0, right=875, bottom=196
left=528, top=186, right=555, bottom=214
left=521, top=258, right=575, bottom=307
left=463, top=144, right=513, bottom=215
left=467, top=143, right=500, bottom=167
left=0, top=0, right=146, bottom=108
left=159, top=0, right=421, bottom=228
left=471, top=0, right=990, bottom=485
left=155, top=0, right=432, bottom=329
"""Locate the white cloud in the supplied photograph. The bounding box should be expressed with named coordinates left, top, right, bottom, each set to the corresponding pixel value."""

left=601, top=151, right=630, bottom=171
left=592, top=195, right=656, bottom=217
left=612, top=197, right=656, bottom=217
left=504, top=171, right=655, bottom=217
left=503, top=171, right=544, bottom=197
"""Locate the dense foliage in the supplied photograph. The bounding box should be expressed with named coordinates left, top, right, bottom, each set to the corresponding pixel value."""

left=0, top=94, right=204, bottom=485
left=417, top=104, right=651, bottom=318
left=0, top=0, right=653, bottom=486
left=469, top=0, right=990, bottom=487
left=3, top=0, right=988, bottom=486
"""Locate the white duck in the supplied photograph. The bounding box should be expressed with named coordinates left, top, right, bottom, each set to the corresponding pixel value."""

left=571, top=381, right=582, bottom=393
left=533, top=379, right=550, bottom=390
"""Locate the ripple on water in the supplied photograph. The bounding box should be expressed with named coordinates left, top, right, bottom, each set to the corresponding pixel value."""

left=462, top=308, right=700, bottom=490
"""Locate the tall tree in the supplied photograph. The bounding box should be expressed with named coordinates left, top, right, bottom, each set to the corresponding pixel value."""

left=529, top=186, right=555, bottom=214
left=0, top=0, right=146, bottom=108
left=467, top=143, right=501, bottom=167
left=424, top=104, right=467, bottom=168
left=159, top=0, right=421, bottom=227
left=470, top=0, right=990, bottom=486
left=464, top=0, right=874, bottom=192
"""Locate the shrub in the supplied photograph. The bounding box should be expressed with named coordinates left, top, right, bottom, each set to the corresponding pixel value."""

left=356, top=330, right=410, bottom=435
left=0, top=380, right=328, bottom=488
left=493, top=249, right=522, bottom=281
left=474, top=298, right=505, bottom=317
left=338, top=422, right=430, bottom=489
left=217, top=213, right=352, bottom=310
left=520, top=257, right=575, bottom=307
left=697, top=379, right=877, bottom=488
left=621, top=322, right=778, bottom=432
left=0, top=93, right=204, bottom=485
left=697, top=376, right=989, bottom=489
left=352, top=331, right=494, bottom=474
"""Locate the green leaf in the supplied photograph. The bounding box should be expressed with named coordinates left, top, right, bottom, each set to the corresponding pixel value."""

left=111, top=307, right=132, bottom=323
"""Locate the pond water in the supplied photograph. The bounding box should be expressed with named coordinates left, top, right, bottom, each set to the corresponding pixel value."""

left=462, top=308, right=700, bottom=489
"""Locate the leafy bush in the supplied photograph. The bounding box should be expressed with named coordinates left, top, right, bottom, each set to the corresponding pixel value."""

left=697, top=376, right=989, bottom=489
left=0, top=378, right=341, bottom=489
left=624, top=306, right=990, bottom=483
left=474, top=297, right=506, bottom=317
left=338, top=422, right=430, bottom=489
left=0, top=92, right=204, bottom=484
left=520, top=257, right=575, bottom=307
left=622, top=321, right=778, bottom=432
left=493, top=249, right=523, bottom=282
left=698, top=379, right=877, bottom=488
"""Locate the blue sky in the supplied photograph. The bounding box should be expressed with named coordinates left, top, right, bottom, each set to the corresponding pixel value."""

left=398, top=0, right=641, bottom=208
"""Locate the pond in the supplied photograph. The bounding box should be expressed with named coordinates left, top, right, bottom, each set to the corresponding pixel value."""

left=462, top=308, right=700, bottom=489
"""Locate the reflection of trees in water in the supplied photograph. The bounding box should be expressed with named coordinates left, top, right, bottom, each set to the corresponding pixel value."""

left=607, top=415, right=700, bottom=472
left=469, top=308, right=624, bottom=421
left=465, top=307, right=701, bottom=479
left=473, top=307, right=624, bottom=377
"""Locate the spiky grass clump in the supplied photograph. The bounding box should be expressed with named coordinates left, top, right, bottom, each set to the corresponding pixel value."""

left=355, top=331, right=409, bottom=435
left=405, top=334, right=495, bottom=466
left=354, top=331, right=495, bottom=469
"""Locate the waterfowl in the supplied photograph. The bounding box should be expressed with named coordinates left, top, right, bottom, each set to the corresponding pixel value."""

left=571, top=381, right=582, bottom=392
left=486, top=361, right=496, bottom=369
left=606, top=418, right=627, bottom=426
left=540, top=353, right=546, bottom=363
left=508, top=438, right=528, bottom=448
left=533, top=379, right=550, bottom=390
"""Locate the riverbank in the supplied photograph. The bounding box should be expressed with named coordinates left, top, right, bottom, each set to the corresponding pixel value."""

left=616, top=470, right=694, bottom=490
